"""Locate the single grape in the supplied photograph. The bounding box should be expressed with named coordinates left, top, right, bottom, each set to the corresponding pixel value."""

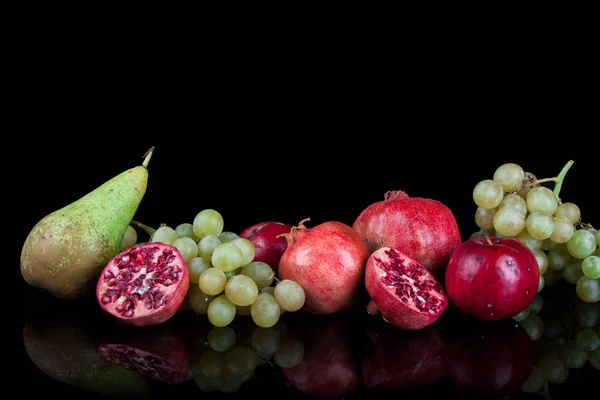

left=120, top=225, right=137, bottom=251
left=473, top=180, right=504, bottom=210
left=219, top=231, right=239, bottom=243
left=225, top=275, right=259, bottom=307
left=558, top=340, right=588, bottom=369
left=512, top=308, right=530, bottom=322
left=199, top=268, right=227, bottom=296
left=526, top=187, right=558, bottom=215
left=596, top=247, right=600, bottom=257
left=214, top=374, right=243, bottom=394
left=173, top=236, right=199, bottom=265
left=525, top=212, right=555, bottom=240
left=193, top=372, right=217, bottom=393
left=225, top=271, right=236, bottom=279
left=193, top=209, right=224, bottom=240
left=198, top=350, right=226, bottom=378
left=566, top=229, right=597, bottom=260
left=493, top=163, right=525, bottom=192
left=544, top=269, right=562, bottom=286
left=576, top=327, right=600, bottom=351
left=562, top=260, right=584, bottom=284
left=225, top=346, right=258, bottom=376
left=519, top=313, right=544, bottom=341
left=555, top=203, right=581, bottom=224
left=274, top=337, right=304, bottom=368
left=597, top=230, right=600, bottom=246
left=470, top=229, right=496, bottom=239
left=542, top=238, right=559, bottom=251
left=537, top=355, right=569, bottom=384
left=532, top=249, right=549, bottom=275
left=582, top=256, right=600, bottom=279
left=175, top=222, right=199, bottom=241
left=549, top=216, right=574, bottom=244
left=207, top=295, right=236, bottom=327
left=212, top=243, right=245, bottom=272
left=493, top=207, right=526, bottom=237
left=528, top=294, right=543, bottom=313
left=573, top=302, right=600, bottom=328
left=208, top=326, right=236, bottom=352
left=498, top=194, right=528, bottom=215
left=230, top=238, right=255, bottom=266
left=189, top=285, right=215, bottom=314
left=188, top=257, right=212, bottom=284
left=236, top=304, right=251, bottom=316
left=475, top=207, right=496, bottom=231
left=274, top=280, right=306, bottom=312
left=517, top=178, right=538, bottom=200
left=588, top=348, right=600, bottom=370
left=241, top=261, right=274, bottom=290
left=547, top=246, right=572, bottom=271
left=520, top=366, right=545, bottom=394
left=516, top=230, right=543, bottom=252
left=251, top=293, right=281, bottom=328
left=198, top=235, right=222, bottom=260
left=576, top=276, right=600, bottom=303
left=251, top=327, right=281, bottom=361
left=261, top=286, right=275, bottom=296
left=151, top=225, right=178, bottom=245
left=537, top=275, right=545, bottom=293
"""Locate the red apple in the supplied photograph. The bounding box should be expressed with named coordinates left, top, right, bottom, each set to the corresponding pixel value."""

left=239, top=221, right=292, bottom=271
left=445, top=236, right=539, bottom=321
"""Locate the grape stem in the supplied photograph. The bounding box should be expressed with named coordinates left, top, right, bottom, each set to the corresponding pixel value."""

left=552, top=159, right=574, bottom=201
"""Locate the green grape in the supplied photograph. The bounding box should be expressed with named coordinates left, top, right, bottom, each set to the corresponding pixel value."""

left=274, top=280, right=306, bottom=312
left=173, top=236, right=199, bottom=265
left=207, top=295, right=236, bottom=327
left=225, top=271, right=235, bottom=279
left=274, top=337, right=304, bottom=368
left=498, top=194, right=528, bottom=215
left=576, top=276, right=600, bottom=303
left=473, top=180, right=504, bottom=210
left=528, top=294, right=543, bottom=313
left=225, top=346, right=258, bottom=376
left=493, top=207, right=526, bottom=237
left=198, top=350, right=226, bottom=378
left=261, top=286, right=275, bottom=296
left=555, top=203, right=581, bottom=224
left=236, top=304, right=251, bottom=316
left=218, top=231, right=239, bottom=243
left=537, top=355, right=569, bottom=384
left=230, top=238, right=255, bottom=266
left=526, top=187, right=558, bottom=215
left=520, top=366, right=545, bottom=394
left=241, top=261, right=275, bottom=290
left=470, top=229, right=495, bottom=239
left=517, top=178, right=538, bottom=200
left=549, top=216, right=574, bottom=244
left=566, top=229, right=597, bottom=259
left=547, top=246, right=572, bottom=271
left=193, top=372, right=217, bottom=393
left=208, top=327, right=236, bottom=352
left=193, top=209, right=224, bottom=240
left=198, top=235, right=222, bottom=260
left=215, top=374, right=243, bottom=393
left=582, top=256, right=600, bottom=279
left=562, top=260, right=584, bottom=284
left=120, top=225, right=137, bottom=251
left=251, top=327, right=280, bottom=361
left=542, top=238, right=559, bottom=251
left=151, top=225, right=178, bottom=245
left=597, top=230, right=600, bottom=246
left=573, top=302, right=600, bottom=328
left=211, top=243, right=245, bottom=272
left=251, top=293, right=281, bottom=328
left=225, top=275, right=259, bottom=307
left=537, top=276, right=545, bottom=293
left=596, top=247, right=600, bottom=257
left=543, top=269, right=562, bottom=286
left=188, top=257, right=211, bottom=284
left=189, top=285, right=214, bottom=314
left=576, top=327, right=600, bottom=351
left=493, top=163, right=525, bottom=192
left=519, top=313, right=544, bottom=341
left=512, top=308, right=530, bottom=322
left=475, top=207, right=496, bottom=230
left=199, top=268, right=227, bottom=296
left=558, top=340, right=588, bottom=369
left=532, top=249, right=548, bottom=275
left=175, top=222, right=199, bottom=241
left=525, top=212, right=554, bottom=240
left=588, top=347, right=600, bottom=370
left=516, top=230, right=543, bottom=252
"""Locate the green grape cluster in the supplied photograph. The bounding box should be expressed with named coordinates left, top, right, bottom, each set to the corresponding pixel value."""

left=149, top=209, right=306, bottom=328
left=472, top=162, right=599, bottom=303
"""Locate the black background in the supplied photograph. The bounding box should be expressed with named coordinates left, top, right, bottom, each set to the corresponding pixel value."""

left=10, top=28, right=599, bottom=399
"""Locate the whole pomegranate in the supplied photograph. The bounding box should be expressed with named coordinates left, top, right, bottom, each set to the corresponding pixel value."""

left=365, top=247, right=448, bottom=330
left=445, top=236, right=539, bottom=321
left=96, top=242, right=189, bottom=326
left=239, top=221, right=292, bottom=271
left=353, top=190, right=461, bottom=274
left=278, top=218, right=368, bottom=315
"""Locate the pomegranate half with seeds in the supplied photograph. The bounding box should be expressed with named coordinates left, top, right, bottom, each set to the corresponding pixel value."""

left=96, top=242, right=189, bottom=327
left=365, top=247, right=448, bottom=330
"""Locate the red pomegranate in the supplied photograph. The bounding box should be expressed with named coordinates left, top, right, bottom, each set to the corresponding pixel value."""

left=278, top=218, right=368, bottom=315
left=96, top=242, right=189, bottom=326
left=352, top=190, right=461, bottom=274
left=365, top=247, right=448, bottom=330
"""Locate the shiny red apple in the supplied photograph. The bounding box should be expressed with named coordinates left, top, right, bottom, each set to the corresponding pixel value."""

left=239, top=221, right=292, bottom=271
left=445, top=236, right=539, bottom=321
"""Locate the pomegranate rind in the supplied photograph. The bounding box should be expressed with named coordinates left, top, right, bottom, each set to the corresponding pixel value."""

left=365, top=247, right=448, bottom=330
left=96, top=243, right=189, bottom=327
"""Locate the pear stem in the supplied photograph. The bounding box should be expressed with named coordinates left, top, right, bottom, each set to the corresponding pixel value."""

left=142, top=147, right=155, bottom=169
left=131, top=220, right=156, bottom=238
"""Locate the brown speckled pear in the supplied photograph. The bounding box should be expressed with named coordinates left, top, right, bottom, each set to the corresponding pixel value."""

left=20, top=147, right=154, bottom=299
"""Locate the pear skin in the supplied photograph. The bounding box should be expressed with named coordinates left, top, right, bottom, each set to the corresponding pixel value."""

left=20, top=148, right=154, bottom=299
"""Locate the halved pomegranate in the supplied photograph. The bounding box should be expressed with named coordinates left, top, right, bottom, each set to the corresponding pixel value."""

left=96, top=243, right=189, bottom=327
left=365, top=247, right=448, bottom=330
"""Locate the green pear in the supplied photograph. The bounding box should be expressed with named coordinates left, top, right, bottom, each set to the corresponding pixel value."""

left=20, top=147, right=154, bottom=299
